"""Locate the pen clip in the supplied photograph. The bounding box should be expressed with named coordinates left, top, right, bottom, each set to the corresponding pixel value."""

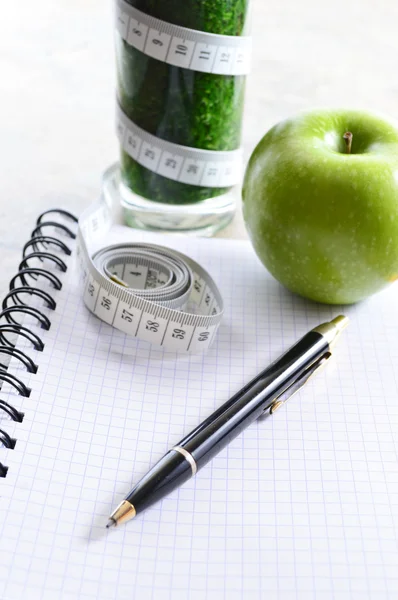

left=266, top=351, right=332, bottom=415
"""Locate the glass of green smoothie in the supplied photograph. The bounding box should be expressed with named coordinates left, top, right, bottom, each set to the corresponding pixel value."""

left=104, top=0, right=251, bottom=235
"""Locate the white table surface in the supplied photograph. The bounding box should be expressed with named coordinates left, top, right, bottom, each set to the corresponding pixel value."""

left=1, top=0, right=397, bottom=295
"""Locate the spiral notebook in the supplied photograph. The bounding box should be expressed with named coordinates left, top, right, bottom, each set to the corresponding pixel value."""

left=1, top=210, right=398, bottom=600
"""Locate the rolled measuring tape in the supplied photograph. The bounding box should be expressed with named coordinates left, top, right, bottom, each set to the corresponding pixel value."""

left=115, top=0, right=252, bottom=76
left=76, top=198, right=224, bottom=353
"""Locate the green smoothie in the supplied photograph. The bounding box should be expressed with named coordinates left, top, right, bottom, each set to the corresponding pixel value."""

left=116, top=0, right=250, bottom=205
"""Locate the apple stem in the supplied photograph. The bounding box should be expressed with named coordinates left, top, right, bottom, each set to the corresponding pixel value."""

left=343, top=131, right=353, bottom=154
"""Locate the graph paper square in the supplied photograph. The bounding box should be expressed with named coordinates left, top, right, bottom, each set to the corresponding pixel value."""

left=0, top=224, right=398, bottom=599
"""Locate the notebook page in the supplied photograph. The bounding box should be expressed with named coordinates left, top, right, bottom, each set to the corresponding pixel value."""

left=0, top=225, right=398, bottom=600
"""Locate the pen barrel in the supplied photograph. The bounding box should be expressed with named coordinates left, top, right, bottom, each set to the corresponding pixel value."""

left=123, top=330, right=329, bottom=518
left=126, top=450, right=192, bottom=513
left=179, top=331, right=328, bottom=470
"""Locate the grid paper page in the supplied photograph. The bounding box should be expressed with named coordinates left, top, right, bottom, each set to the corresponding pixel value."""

left=0, top=224, right=398, bottom=600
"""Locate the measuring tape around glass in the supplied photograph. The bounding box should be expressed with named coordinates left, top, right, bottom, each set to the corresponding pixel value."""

left=115, top=0, right=252, bottom=76
left=116, top=103, right=243, bottom=188
left=76, top=198, right=224, bottom=353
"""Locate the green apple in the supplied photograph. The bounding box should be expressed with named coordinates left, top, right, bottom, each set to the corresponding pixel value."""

left=242, top=109, right=398, bottom=304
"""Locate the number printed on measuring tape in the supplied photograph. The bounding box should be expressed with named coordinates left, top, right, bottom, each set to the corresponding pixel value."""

left=77, top=198, right=224, bottom=353
left=115, top=0, right=252, bottom=76
left=116, top=103, right=243, bottom=188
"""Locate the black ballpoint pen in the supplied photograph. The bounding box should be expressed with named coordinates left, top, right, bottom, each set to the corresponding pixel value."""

left=106, top=315, right=349, bottom=528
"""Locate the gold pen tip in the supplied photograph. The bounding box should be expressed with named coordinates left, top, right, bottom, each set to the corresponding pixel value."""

left=106, top=519, right=116, bottom=529
left=330, top=315, right=349, bottom=333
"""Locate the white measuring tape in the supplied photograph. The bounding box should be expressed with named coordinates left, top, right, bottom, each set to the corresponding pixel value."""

left=76, top=197, right=224, bottom=353
left=115, top=0, right=252, bottom=76
left=117, top=104, right=243, bottom=188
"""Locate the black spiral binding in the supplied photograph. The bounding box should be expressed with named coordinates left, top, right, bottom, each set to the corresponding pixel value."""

left=0, top=209, right=78, bottom=478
